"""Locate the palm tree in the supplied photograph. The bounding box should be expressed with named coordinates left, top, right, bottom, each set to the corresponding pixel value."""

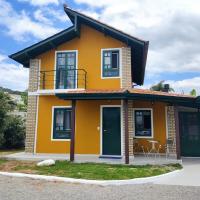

left=190, top=89, right=197, bottom=96
left=150, top=80, right=174, bottom=92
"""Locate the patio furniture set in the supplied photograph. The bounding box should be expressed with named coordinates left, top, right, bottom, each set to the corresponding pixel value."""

left=133, top=138, right=176, bottom=159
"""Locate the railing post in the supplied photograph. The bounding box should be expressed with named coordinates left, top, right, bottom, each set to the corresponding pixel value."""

left=42, top=72, right=45, bottom=90
left=84, top=71, right=87, bottom=89
left=77, top=69, right=78, bottom=89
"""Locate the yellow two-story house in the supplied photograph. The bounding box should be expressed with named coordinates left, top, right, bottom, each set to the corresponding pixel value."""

left=10, top=6, right=200, bottom=163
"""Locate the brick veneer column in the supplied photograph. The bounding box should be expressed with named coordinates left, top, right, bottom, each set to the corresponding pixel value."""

left=25, top=59, right=39, bottom=153
left=121, top=47, right=133, bottom=157
left=166, top=106, right=177, bottom=155
left=122, top=100, right=134, bottom=156
left=121, top=47, right=132, bottom=89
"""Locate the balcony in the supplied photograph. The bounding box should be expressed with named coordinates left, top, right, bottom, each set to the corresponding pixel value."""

left=39, top=69, right=87, bottom=90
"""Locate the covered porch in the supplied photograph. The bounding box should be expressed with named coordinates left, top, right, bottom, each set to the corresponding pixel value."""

left=56, top=88, right=199, bottom=164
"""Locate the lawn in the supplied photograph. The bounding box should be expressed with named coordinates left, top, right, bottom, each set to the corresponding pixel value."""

left=0, top=159, right=182, bottom=180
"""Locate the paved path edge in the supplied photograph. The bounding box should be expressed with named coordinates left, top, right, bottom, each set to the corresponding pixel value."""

left=0, top=170, right=183, bottom=186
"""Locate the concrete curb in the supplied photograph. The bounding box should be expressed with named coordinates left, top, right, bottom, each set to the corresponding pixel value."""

left=0, top=169, right=183, bottom=186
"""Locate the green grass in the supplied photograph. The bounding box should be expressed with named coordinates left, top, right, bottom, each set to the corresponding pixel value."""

left=12, top=161, right=182, bottom=180
left=0, top=159, right=7, bottom=165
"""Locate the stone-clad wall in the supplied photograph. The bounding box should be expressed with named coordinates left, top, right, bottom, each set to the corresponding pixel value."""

left=121, top=47, right=132, bottom=89
left=166, top=106, right=177, bottom=154
left=122, top=100, right=134, bottom=156
left=25, top=59, right=39, bottom=153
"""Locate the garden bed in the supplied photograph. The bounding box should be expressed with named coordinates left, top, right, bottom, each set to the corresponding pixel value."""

left=0, top=159, right=182, bottom=180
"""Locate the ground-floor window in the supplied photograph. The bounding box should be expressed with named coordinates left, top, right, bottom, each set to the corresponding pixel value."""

left=52, top=107, right=72, bottom=140
left=133, top=109, right=153, bottom=138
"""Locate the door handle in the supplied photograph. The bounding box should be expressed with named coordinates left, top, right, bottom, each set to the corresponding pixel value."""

left=103, top=129, right=107, bottom=132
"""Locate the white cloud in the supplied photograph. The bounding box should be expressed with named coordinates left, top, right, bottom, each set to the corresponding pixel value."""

left=140, top=77, right=200, bottom=95
left=75, top=0, right=200, bottom=95
left=78, top=1, right=200, bottom=94
left=33, top=9, right=52, bottom=24
left=167, top=77, right=200, bottom=95
left=0, top=54, right=28, bottom=91
left=0, top=0, right=61, bottom=41
left=18, top=0, right=59, bottom=6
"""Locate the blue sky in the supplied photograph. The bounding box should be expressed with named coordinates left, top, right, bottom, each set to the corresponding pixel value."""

left=0, top=0, right=200, bottom=94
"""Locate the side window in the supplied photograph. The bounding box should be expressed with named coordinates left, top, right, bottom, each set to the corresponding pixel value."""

left=134, top=109, right=153, bottom=138
left=53, top=108, right=72, bottom=140
left=102, top=50, right=120, bottom=77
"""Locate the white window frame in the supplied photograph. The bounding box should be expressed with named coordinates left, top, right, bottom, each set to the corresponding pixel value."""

left=54, top=50, right=78, bottom=90
left=51, top=106, right=72, bottom=141
left=101, top=48, right=122, bottom=79
left=133, top=108, right=154, bottom=139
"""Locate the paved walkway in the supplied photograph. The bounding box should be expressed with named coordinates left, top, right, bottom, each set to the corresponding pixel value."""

left=2, top=152, right=180, bottom=165
left=154, top=158, right=200, bottom=186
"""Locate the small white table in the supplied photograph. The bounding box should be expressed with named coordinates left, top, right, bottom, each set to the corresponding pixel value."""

left=148, top=140, right=158, bottom=154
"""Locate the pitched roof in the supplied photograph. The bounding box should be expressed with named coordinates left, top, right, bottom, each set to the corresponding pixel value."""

left=9, top=5, right=149, bottom=85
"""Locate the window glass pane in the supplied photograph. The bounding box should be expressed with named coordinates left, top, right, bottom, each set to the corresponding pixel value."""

left=64, top=110, right=71, bottom=130
left=58, top=57, right=65, bottom=66
left=111, top=52, right=119, bottom=69
left=67, top=56, right=75, bottom=66
left=104, top=56, right=111, bottom=65
left=135, top=110, right=152, bottom=137
left=56, top=110, right=64, bottom=131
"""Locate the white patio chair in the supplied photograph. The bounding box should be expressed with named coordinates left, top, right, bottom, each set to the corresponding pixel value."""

left=165, top=139, right=175, bottom=159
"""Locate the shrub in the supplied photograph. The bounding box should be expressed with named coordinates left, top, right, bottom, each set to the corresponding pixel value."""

left=3, top=115, right=25, bottom=149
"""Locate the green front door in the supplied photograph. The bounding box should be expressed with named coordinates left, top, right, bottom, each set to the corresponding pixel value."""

left=179, top=112, right=200, bottom=157
left=102, top=107, right=121, bottom=156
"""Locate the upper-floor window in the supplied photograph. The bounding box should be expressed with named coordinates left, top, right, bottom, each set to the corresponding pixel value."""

left=56, top=51, right=77, bottom=89
left=102, top=49, right=120, bottom=78
left=52, top=107, right=72, bottom=140
left=134, top=109, right=153, bottom=138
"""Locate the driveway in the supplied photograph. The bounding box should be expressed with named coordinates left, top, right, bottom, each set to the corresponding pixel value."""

left=154, top=158, right=200, bottom=186
left=1, top=175, right=200, bottom=200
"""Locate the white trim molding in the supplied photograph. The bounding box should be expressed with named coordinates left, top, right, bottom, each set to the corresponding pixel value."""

left=54, top=50, right=78, bottom=90
left=51, top=106, right=72, bottom=142
left=100, top=105, right=123, bottom=156
left=133, top=108, right=154, bottom=139
left=101, top=48, right=122, bottom=79
left=28, top=88, right=85, bottom=96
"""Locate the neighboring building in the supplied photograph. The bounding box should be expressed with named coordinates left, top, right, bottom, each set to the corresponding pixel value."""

left=9, top=6, right=200, bottom=163
left=10, top=93, right=27, bottom=118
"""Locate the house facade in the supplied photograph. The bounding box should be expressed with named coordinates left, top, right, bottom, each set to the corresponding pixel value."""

left=10, top=6, right=200, bottom=164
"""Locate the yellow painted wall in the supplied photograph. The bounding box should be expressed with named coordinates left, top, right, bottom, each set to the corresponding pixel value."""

left=36, top=96, right=121, bottom=154
left=35, top=24, right=167, bottom=155
left=38, top=24, right=127, bottom=90
left=133, top=101, right=167, bottom=153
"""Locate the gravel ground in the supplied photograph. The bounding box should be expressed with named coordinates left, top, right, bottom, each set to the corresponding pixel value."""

left=0, top=175, right=200, bottom=200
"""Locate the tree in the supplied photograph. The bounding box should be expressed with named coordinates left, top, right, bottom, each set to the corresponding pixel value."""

left=190, top=89, right=197, bottom=96
left=0, top=91, right=25, bottom=149
left=150, top=80, right=174, bottom=92
left=3, top=116, right=25, bottom=149
left=0, top=91, right=16, bottom=146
